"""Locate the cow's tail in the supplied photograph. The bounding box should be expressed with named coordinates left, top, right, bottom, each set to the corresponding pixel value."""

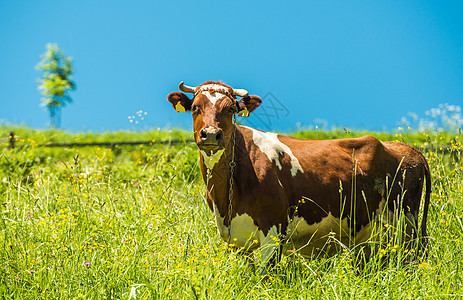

left=420, top=158, right=431, bottom=248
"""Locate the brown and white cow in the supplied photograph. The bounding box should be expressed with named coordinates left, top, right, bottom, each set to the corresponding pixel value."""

left=167, top=81, right=431, bottom=270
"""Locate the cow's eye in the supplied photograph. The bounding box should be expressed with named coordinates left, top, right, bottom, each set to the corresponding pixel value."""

left=228, top=106, right=237, bottom=113
left=191, top=105, right=199, bottom=113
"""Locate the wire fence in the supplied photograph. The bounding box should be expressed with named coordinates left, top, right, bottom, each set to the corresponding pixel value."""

left=2, top=131, right=194, bottom=150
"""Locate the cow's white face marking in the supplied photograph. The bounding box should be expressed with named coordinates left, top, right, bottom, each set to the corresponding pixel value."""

left=199, top=84, right=228, bottom=105
left=243, top=126, right=304, bottom=177
left=200, top=149, right=225, bottom=169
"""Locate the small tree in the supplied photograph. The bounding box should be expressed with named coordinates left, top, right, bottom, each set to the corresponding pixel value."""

left=36, top=43, right=76, bottom=128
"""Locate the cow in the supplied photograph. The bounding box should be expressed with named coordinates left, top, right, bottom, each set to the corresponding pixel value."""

left=167, top=81, right=431, bottom=272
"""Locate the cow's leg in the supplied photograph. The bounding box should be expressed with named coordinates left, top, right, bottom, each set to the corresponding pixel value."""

left=396, top=166, right=427, bottom=257
left=402, top=178, right=424, bottom=254
left=236, top=249, right=256, bottom=272
left=403, top=212, right=419, bottom=241
left=258, top=226, right=283, bottom=276
left=401, top=210, right=421, bottom=261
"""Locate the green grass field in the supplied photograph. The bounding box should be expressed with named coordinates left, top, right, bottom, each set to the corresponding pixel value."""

left=0, top=125, right=462, bottom=299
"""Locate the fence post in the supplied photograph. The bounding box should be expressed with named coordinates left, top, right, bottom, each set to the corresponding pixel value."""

left=9, top=132, right=15, bottom=149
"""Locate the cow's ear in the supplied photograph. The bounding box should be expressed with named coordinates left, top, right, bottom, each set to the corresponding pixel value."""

left=167, top=92, right=192, bottom=112
left=237, top=95, right=262, bottom=117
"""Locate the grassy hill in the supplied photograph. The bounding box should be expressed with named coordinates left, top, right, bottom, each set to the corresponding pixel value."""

left=0, top=125, right=462, bottom=299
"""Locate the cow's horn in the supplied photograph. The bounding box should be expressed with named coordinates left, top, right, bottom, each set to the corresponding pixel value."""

left=179, top=81, right=196, bottom=94
left=233, top=88, right=249, bottom=97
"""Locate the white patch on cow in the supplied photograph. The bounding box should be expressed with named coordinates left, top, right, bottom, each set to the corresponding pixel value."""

left=213, top=206, right=284, bottom=270
left=285, top=199, right=401, bottom=256
left=354, top=199, right=418, bottom=246
left=230, top=214, right=261, bottom=249
left=213, top=203, right=227, bottom=239
left=287, top=213, right=350, bottom=246
left=348, top=199, right=393, bottom=245
left=243, top=126, right=304, bottom=177
left=200, top=84, right=228, bottom=93
left=213, top=204, right=261, bottom=250
left=199, top=84, right=228, bottom=105
left=212, top=204, right=286, bottom=267
left=354, top=221, right=376, bottom=245
left=200, top=149, right=225, bottom=169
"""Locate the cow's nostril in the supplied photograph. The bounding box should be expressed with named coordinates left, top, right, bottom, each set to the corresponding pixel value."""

left=200, top=129, right=207, bottom=140
left=216, top=131, right=222, bottom=141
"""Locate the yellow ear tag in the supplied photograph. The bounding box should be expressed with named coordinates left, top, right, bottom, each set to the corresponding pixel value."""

left=238, top=106, right=250, bottom=117
left=175, top=102, right=186, bottom=112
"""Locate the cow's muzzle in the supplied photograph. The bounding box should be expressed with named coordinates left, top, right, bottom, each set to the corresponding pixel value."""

left=197, top=127, right=225, bottom=150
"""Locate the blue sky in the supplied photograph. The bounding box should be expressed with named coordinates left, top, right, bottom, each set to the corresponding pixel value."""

left=1, top=1, right=462, bottom=132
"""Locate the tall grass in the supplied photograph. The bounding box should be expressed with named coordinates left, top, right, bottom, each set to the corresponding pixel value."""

left=0, top=125, right=462, bottom=299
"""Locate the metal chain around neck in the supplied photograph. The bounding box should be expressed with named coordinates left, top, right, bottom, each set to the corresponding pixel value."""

left=227, top=114, right=237, bottom=244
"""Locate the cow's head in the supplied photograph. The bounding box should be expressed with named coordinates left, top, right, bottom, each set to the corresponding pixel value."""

left=167, top=81, right=261, bottom=153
